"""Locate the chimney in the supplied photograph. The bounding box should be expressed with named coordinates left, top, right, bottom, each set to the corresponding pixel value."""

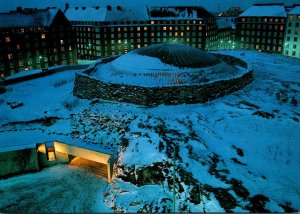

left=117, top=6, right=122, bottom=11
left=107, top=5, right=112, bottom=11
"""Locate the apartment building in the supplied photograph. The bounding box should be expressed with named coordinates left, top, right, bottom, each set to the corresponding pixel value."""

left=235, top=4, right=287, bottom=53
left=0, top=7, right=77, bottom=77
left=65, top=6, right=217, bottom=60
left=283, top=6, right=300, bottom=58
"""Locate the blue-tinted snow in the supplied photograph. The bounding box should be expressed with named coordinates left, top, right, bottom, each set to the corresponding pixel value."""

left=239, top=5, right=287, bottom=17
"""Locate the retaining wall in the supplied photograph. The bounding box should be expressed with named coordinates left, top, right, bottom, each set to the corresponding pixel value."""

left=73, top=54, right=253, bottom=106
left=0, top=148, right=39, bottom=179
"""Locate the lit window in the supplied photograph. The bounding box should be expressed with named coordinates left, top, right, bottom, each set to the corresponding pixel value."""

left=181, top=32, right=184, bottom=36
left=144, top=27, right=147, bottom=30
left=16, top=44, right=20, bottom=49
left=69, top=46, right=72, bottom=51
left=87, top=27, right=91, bottom=31
left=169, top=26, right=172, bottom=30
left=186, top=26, right=190, bottom=30
left=137, top=44, right=141, bottom=48
left=151, top=21, right=154, bottom=25
left=8, top=54, right=13, bottom=60
left=198, top=26, right=202, bottom=30
left=175, top=32, right=178, bottom=36
left=186, top=38, right=190, bottom=42
left=137, top=27, right=140, bottom=31
left=137, top=33, right=140, bottom=37
left=199, top=21, right=202, bottom=24
left=289, top=15, right=294, bottom=19
left=118, top=27, right=121, bottom=32
left=46, top=146, right=56, bottom=161
left=60, top=39, right=64, bottom=45
left=41, top=34, right=46, bottom=39
left=118, top=39, right=121, bottom=44
left=295, top=29, right=299, bottom=34
left=298, top=15, right=300, bottom=19
left=163, top=26, right=167, bottom=31
left=5, top=37, right=11, bottom=42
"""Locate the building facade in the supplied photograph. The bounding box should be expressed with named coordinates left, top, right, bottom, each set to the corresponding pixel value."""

left=216, top=17, right=236, bottom=50
left=65, top=6, right=218, bottom=60
left=235, top=4, right=287, bottom=53
left=0, top=8, right=77, bottom=77
left=283, top=6, right=300, bottom=58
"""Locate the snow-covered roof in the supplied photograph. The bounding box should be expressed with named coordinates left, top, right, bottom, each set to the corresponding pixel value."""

left=239, top=5, right=287, bottom=17
left=0, top=8, right=59, bottom=28
left=149, top=6, right=212, bottom=20
left=65, top=7, right=106, bottom=22
left=288, top=6, right=300, bottom=15
left=65, top=6, right=149, bottom=22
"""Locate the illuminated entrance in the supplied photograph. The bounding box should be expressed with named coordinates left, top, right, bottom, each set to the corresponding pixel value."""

left=37, top=141, right=114, bottom=183
left=53, top=141, right=114, bottom=183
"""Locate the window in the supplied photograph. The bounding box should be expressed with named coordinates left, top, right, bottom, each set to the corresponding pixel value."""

left=295, top=29, right=299, bottom=34
left=163, top=26, right=167, bottom=31
left=8, top=54, right=13, bottom=60
left=41, top=34, right=46, bottom=39
left=118, top=39, right=121, bottom=44
left=186, top=26, right=190, bottom=31
left=5, top=37, right=11, bottom=42
left=151, top=21, right=154, bottom=25
left=289, top=15, right=294, bottom=19
left=118, top=27, right=121, bottom=32
left=294, top=37, right=298, bottom=42
left=16, top=44, right=20, bottom=49
left=144, top=27, right=147, bottom=30
left=280, top=25, right=284, bottom=30
left=137, top=27, right=140, bottom=31
left=169, top=26, right=172, bottom=30
left=60, top=39, right=64, bottom=45
left=198, top=26, right=202, bottom=30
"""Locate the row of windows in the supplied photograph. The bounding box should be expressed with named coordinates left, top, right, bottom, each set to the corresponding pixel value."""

left=241, top=37, right=283, bottom=44
left=72, top=20, right=204, bottom=26
left=287, top=22, right=300, bottom=27
left=285, top=44, right=298, bottom=49
left=286, top=37, right=298, bottom=42
left=75, top=25, right=204, bottom=34
left=241, top=17, right=285, bottom=23
left=241, top=43, right=282, bottom=52
left=287, top=29, right=299, bottom=34
left=240, top=30, right=284, bottom=37
left=240, top=24, right=284, bottom=30
left=289, top=15, right=300, bottom=20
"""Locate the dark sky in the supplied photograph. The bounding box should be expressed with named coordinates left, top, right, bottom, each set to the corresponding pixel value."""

left=0, top=0, right=298, bottom=12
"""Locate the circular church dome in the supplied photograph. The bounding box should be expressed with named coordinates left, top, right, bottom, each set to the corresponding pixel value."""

left=93, top=44, right=245, bottom=87
left=74, top=44, right=253, bottom=106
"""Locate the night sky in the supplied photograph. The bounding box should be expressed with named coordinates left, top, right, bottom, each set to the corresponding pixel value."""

left=0, top=0, right=298, bottom=12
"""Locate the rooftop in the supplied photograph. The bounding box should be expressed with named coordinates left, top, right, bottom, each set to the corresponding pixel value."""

left=239, top=5, right=287, bottom=17
left=0, top=8, right=59, bottom=28
left=148, top=6, right=213, bottom=20
left=288, top=6, right=300, bottom=15
left=65, top=6, right=149, bottom=22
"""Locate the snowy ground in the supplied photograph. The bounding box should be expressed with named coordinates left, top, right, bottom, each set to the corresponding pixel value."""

left=0, top=50, right=300, bottom=212
left=0, top=165, right=111, bottom=213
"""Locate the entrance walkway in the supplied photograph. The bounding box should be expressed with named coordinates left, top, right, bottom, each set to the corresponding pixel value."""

left=69, top=157, right=108, bottom=179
